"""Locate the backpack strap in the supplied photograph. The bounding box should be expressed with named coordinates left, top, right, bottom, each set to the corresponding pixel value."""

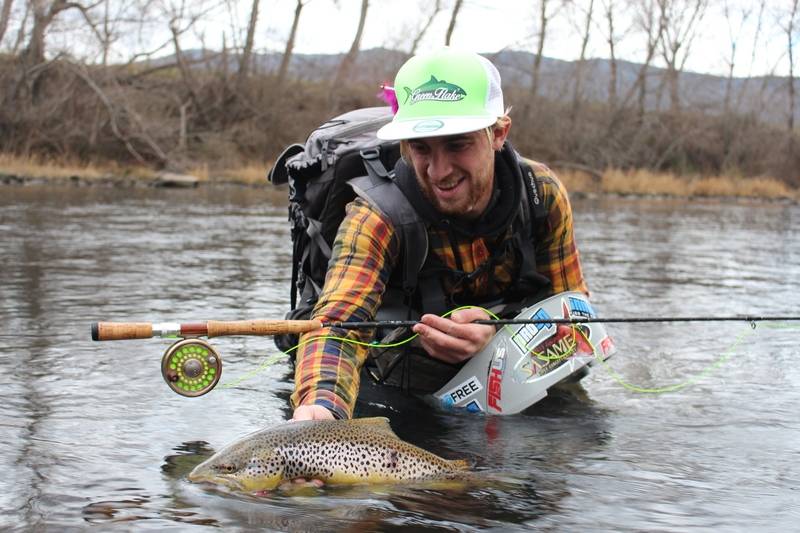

left=349, top=148, right=428, bottom=299
left=518, top=155, right=548, bottom=231
left=513, top=155, right=553, bottom=302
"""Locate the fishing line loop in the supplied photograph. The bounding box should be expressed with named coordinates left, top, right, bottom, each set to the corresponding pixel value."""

left=218, top=307, right=799, bottom=396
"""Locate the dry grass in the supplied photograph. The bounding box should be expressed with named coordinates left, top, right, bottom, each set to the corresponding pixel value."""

left=213, top=162, right=272, bottom=185
left=0, top=153, right=156, bottom=181
left=558, top=166, right=798, bottom=201
left=2, top=152, right=797, bottom=201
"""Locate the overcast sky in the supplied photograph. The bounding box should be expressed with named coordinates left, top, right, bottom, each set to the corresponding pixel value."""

left=28, top=0, right=796, bottom=78
left=241, top=0, right=792, bottom=78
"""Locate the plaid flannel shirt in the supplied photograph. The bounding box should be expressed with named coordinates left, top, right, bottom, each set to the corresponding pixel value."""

left=291, top=161, right=587, bottom=419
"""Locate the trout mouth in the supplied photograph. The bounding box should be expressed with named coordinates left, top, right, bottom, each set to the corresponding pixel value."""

left=188, top=466, right=245, bottom=491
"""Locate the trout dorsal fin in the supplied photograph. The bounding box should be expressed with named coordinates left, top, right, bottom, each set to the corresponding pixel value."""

left=448, top=459, right=471, bottom=471
left=347, top=417, right=396, bottom=435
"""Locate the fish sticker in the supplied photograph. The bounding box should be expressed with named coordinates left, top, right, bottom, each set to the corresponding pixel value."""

left=519, top=300, right=595, bottom=379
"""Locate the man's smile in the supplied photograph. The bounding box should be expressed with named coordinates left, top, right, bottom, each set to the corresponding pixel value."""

left=434, top=176, right=466, bottom=197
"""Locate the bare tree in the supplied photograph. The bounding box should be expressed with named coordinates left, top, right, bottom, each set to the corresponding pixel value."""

left=332, top=0, right=368, bottom=91
left=530, top=0, right=558, bottom=102
left=658, top=0, right=707, bottom=112
left=568, top=0, right=595, bottom=123
left=22, top=0, right=102, bottom=66
left=0, top=0, right=14, bottom=45
left=617, top=0, right=665, bottom=119
left=735, top=0, right=767, bottom=112
left=782, top=0, right=799, bottom=155
left=410, top=0, right=442, bottom=55
left=721, top=0, right=753, bottom=114
left=599, top=0, right=627, bottom=110
left=444, top=0, right=463, bottom=45
left=237, top=0, right=261, bottom=88
left=169, top=16, right=200, bottom=110
left=11, top=1, right=31, bottom=55
left=277, top=0, right=308, bottom=85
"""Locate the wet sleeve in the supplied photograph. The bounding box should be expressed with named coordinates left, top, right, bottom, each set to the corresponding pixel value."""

left=290, top=198, right=400, bottom=419
left=528, top=162, right=589, bottom=297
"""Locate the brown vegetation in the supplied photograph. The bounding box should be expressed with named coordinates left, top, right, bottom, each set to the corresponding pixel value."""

left=557, top=167, right=797, bottom=201
left=0, top=0, right=798, bottom=199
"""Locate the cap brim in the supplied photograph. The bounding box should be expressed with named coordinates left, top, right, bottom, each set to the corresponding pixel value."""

left=376, top=115, right=497, bottom=141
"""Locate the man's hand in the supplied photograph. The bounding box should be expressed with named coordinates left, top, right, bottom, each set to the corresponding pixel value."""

left=412, top=308, right=495, bottom=364
left=291, top=404, right=336, bottom=421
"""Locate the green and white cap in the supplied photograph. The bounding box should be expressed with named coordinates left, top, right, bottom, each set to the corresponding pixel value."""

left=376, top=48, right=504, bottom=141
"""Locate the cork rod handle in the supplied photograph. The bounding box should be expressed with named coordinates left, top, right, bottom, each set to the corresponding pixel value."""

left=92, top=322, right=153, bottom=341
left=206, top=319, right=324, bottom=338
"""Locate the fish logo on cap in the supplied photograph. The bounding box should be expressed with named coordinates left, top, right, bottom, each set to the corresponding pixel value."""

left=403, top=75, right=466, bottom=105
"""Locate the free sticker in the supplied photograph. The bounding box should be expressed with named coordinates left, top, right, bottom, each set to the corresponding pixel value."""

left=441, top=376, right=483, bottom=405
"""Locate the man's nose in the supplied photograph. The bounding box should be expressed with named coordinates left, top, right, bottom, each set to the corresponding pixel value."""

left=427, top=149, right=453, bottom=180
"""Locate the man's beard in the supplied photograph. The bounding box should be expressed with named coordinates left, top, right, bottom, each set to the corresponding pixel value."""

left=416, top=170, right=493, bottom=220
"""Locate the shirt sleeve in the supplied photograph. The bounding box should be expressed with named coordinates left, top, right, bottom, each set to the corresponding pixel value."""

left=290, top=198, right=399, bottom=419
left=527, top=161, right=589, bottom=296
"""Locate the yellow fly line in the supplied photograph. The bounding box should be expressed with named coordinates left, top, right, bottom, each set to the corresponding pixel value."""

left=220, top=306, right=799, bottom=395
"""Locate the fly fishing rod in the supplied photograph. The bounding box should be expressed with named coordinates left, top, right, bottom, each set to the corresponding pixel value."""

left=91, top=313, right=800, bottom=399
left=92, top=314, right=800, bottom=341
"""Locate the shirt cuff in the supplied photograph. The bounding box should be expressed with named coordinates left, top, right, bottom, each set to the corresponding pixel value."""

left=299, top=390, right=351, bottom=420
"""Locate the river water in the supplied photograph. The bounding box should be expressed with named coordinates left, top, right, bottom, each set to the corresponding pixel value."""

left=1, top=185, right=798, bottom=531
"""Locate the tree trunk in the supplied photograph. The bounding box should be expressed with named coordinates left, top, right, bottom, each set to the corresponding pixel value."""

left=170, top=21, right=201, bottom=112
left=605, top=0, right=617, bottom=110
left=221, top=32, right=229, bottom=80
left=331, top=0, right=368, bottom=93
left=444, top=0, right=463, bottom=45
left=21, top=0, right=85, bottom=66
left=788, top=0, right=798, bottom=157
left=614, top=0, right=665, bottom=121
left=0, top=0, right=14, bottom=46
left=22, top=0, right=53, bottom=66
left=278, top=0, right=305, bottom=85
left=410, top=0, right=441, bottom=55
left=237, top=0, right=260, bottom=88
left=530, top=0, right=550, bottom=102
left=658, top=0, right=707, bottom=113
left=11, top=1, right=30, bottom=55
left=570, top=0, right=594, bottom=123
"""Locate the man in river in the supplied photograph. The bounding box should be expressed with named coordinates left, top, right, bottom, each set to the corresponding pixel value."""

left=291, top=48, right=588, bottom=421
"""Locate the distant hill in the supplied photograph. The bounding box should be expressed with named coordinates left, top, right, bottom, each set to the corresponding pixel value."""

left=161, top=47, right=794, bottom=125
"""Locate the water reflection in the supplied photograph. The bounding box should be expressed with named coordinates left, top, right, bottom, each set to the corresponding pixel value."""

left=1, top=186, right=798, bottom=531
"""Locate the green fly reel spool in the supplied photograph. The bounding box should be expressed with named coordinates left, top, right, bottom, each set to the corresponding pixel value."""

left=161, top=338, right=222, bottom=397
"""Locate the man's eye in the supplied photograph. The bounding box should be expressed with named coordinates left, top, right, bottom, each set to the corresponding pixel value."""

left=446, top=141, right=469, bottom=152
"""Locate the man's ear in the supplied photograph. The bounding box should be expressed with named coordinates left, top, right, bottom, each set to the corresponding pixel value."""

left=491, top=116, right=512, bottom=150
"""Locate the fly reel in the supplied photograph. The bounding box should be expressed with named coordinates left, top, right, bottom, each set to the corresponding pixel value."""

left=161, top=338, right=222, bottom=397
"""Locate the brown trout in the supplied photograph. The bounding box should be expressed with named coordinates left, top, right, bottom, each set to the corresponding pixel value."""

left=188, top=417, right=469, bottom=492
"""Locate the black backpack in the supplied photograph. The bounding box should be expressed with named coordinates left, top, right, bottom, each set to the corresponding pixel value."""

left=268, top=107, right=416, bottom=351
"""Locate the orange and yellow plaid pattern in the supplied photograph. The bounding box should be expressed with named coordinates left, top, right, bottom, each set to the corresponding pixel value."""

left=291, top=163, right=587, bottom=419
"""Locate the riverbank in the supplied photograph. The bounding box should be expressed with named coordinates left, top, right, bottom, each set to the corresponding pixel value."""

left=1, top=153, right=797, bottom=203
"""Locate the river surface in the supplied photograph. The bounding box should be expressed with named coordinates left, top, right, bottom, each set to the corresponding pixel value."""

left=1, top=185, right=798, bottom=532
